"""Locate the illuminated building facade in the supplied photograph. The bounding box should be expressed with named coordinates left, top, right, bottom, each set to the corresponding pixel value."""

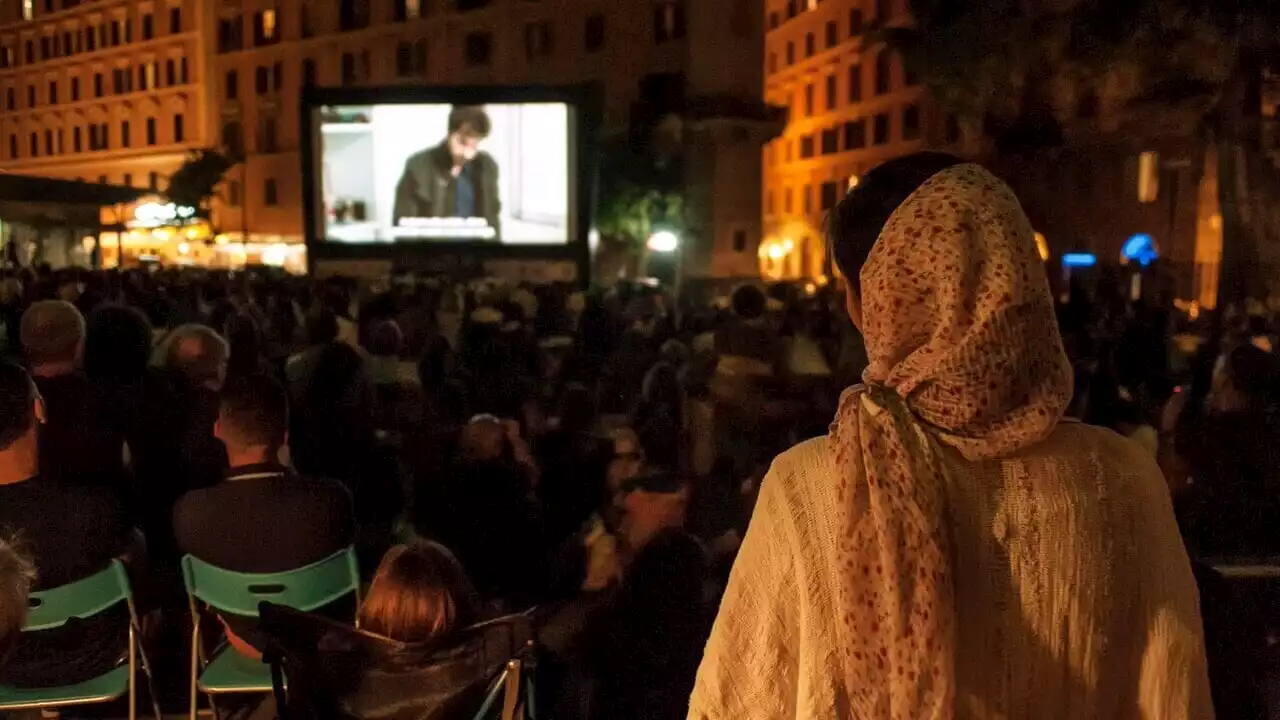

left=0, top=0, right=215, bottom=267
left=760, top=0, right=933, bottom=280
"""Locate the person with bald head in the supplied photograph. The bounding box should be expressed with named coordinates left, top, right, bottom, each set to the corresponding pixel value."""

left=161, top=323, right=230, bottom=392
left=20, top=301, right=124, bottom=489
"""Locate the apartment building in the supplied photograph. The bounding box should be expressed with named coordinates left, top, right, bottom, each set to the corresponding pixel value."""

left=760, top=0, right=932, bottom=280
left=0, top=0, right=207, bottom=266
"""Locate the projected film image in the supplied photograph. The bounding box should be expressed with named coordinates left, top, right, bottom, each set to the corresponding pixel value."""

left=316, top=103, right=572, bottom=245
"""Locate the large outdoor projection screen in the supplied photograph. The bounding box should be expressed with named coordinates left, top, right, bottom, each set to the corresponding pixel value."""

left=312, top=100, right=575, bottom=247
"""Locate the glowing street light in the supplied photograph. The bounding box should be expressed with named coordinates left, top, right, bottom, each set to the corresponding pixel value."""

left=646, top=230, right=679, bottom=253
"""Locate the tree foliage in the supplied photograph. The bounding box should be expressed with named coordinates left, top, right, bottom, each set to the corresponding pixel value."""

left=595, top=126, right=686, bottom=247
left=164, top=149, right=237, bottom=218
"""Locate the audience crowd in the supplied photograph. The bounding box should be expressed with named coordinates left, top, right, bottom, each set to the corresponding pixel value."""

left=0, top=260, right=1275, bottom=718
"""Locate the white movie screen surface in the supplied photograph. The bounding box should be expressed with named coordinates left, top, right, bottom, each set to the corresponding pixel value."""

left=317, top=102, right=571, bottom=245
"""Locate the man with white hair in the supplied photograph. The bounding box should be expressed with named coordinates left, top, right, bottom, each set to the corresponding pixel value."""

left=20, top=300, right=125, bottom=488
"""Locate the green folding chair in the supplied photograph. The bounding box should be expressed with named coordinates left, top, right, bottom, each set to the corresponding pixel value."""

left=181, top=547, right=360, bottom=720
left=0, top=559, right=160, bottom=720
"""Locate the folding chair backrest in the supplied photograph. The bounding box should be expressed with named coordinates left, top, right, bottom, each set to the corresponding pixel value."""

left=181, top=547, right=359, bottom=618
left=24, top=560, right=130, bottom=632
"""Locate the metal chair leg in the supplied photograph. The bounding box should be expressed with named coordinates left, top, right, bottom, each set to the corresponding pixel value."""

left=189, top=621, right=200, bottom=720
left=129, top=625, right=137, bottom=720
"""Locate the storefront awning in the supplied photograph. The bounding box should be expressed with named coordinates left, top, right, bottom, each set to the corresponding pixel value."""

left=0, top=174, right=148, bottom=206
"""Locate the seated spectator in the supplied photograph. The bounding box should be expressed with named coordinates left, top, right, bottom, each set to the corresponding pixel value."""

left=437, top=416, right=544, bottom=608
left=0, top=536, right=33, bottom=671
left=20, top=300, right=125, bottom=489
left=358, top=540, right=481, bottom=644
left=173, top=373, right=355, bottom=658
left=0, top=362, right=134, bottom=688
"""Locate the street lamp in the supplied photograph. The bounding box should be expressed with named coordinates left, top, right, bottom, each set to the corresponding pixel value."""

left=646, top=230, right=679, bottom=253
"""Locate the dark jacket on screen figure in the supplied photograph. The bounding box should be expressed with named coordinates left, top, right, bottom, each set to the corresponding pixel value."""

left=392, top=143, right=501, bottom=240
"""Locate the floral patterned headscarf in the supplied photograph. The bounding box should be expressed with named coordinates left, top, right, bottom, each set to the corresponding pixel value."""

left=829, top=163, right=1072, bottom=717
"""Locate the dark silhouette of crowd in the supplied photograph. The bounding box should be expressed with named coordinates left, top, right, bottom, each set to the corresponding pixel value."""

left=0, top=260, right=1278, bottom=718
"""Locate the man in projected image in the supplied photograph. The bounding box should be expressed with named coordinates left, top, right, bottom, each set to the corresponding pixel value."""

left=392, top=105, right=502, bottom=241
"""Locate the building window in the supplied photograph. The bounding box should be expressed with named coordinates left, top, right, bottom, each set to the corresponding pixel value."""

left=825, top=20, right=837, bottom=48
left=123, top=172, right=132, bottom=187
left=393, top=0, right=422, bottom=21
left=221, top=121, right=244, bottom=156
left=22, top=0, right=33, bottom=21
left=784, top=187, right=793, bottom=213
left=94, top=72, right=104, bottom=97
left=148, top=171, right=158, bottom=189
left=768, top=11, right=779, bottom=29
left=825, top=74, right=837, bottom=110
left=654, top=1, right=685, bottom=43
left=456, top=0, right=490, bottom=9
left=124, top=19, right=133, bottom=43
left=945, top=113, right=960, bottom=143
left=225, top=70, right=238, bottom=99
left=28, top=132, right=37, bottom=157
left=803, top=32, right=814, bottom=58
left=254, top=8, right=278, bottom=46
left=821, top=127, right=838, bottom=154
left=300, top=2, right=314, bottom=37
left=180, top=57, right=188, bottom=83
left=733, top=229, right=747, bottom=253
left=23, top=40, right=32, bottom=64
left=44, top=129, right=52, bottom=155
left=170, top=6, right=182, bottom=33
left=785, top=41, right=794, bottom=65
left=146, top=117, right=156, bottom=145
left=40, top=36, right=49, bottom=60
left=4, top=88, right=11, bottom=110
left=120, top=120, right=130, bottom=147
left=84, top=27, right=95, bottom=52
left=26, top=85, right=34, bottom=107
left=843, top=118, right=866, bottom=149
left=260, top=116, right=277, bottom=152
left=163, top=58, right=174, bottom=85
left=876, top=0, right=892, bottom=22
left=803, top=83, right=813, bottom=116
left=874, top=51, right=891, bottom=95
left=255, top=66, right=268, bottom=93
left=904, top=54, right=919, bottom=86
left=339, top=0, right=370, bottom=31
left=1138, top=151, right=1159, bottom=203
left=584, top=14, right=604, bottom=53
left=228, top=180, right=242, bottom=206
left=873, top=112, right=890, bottom=144
left=848, top=63, right=862, bottom=103
left=820, top=181, right=839, bottom=211
left=902, top=103, right=920, bottom=140
left=173, top=113, right=184, bottom=142
left=264, top=178, right=279, bottom=206
left=799, top=134, right=814, bottom=158
left=803, top=184, right=811, bottom=214
left=464, top=32, right=492, bottom=66
left=524, top=22, right=551, bottom=60
left=272, top=61, right=283, bottom=90
left=71, top=127, right=80, bottom=152
left=217, top=17, right=244, bottom=53
left=47, top=80, right=56, bottom=104
left=302, top=58, right=317, bottom=86
left=0, top=46, right=11, bottom=69
left=110, top=20, right=120, bottom=46
left=341, top=52, right=356, bottom=82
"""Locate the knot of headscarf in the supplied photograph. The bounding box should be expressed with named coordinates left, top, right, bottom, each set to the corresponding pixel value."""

left=827, top=164, right=1071, bottom=718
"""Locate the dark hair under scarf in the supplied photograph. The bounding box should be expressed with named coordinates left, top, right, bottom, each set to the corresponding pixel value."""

left=828, top=152, right=963, bottom=289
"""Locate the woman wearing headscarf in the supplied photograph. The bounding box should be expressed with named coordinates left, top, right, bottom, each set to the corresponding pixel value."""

left=688, top=156, right=1211, bottom=719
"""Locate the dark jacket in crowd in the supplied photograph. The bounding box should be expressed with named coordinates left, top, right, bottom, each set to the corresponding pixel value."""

left=392, top=144, right=501, bottom=239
